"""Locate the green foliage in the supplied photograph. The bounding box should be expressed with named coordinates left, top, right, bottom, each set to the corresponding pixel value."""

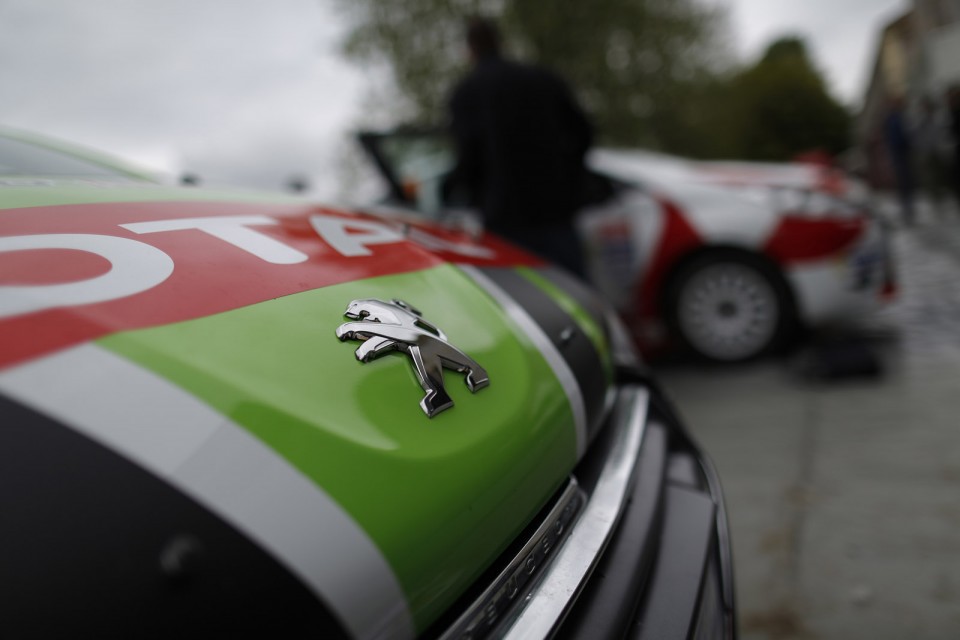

left=337, top=0, right=504, bottom=123
left=721, top=37, right=851, bottom=160
left=333, top=0, right=728, bottom=148
left=503, top=0, right=727, bottom=149
left=333, top=4, right=851, bottom=161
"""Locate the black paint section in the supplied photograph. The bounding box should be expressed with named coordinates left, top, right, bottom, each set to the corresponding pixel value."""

left=630, top=486, right=718, bottom=640
left=532, top=265, right=611, bottom=344
left=558, top=423, right=668, bottom=640
left=480, top=266, right=610, bottom=439
left=558, top=401, right=733, bottom=640
left=0, top=393, right=348, bottom=640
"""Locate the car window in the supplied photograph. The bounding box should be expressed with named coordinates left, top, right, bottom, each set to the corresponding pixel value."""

left=0, top=135, right=130, bottom=178
left=378, top=135, right=455, bottom=217
left=380, top=135, right=454, bottom=187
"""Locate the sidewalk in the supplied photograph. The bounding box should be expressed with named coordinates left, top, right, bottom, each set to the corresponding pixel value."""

left=655, top=219, right=960, bottom=639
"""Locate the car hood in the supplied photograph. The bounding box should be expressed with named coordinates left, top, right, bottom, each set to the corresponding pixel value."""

left=0, top=183, right=613, bottom=637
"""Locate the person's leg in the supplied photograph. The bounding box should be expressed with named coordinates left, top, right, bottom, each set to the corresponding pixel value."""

left=892, top=151, right=915, bottom=224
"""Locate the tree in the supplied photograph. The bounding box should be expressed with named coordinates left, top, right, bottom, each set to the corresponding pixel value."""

left=332, top=0, right=729, bottom=148
left=333, top=7, right=851, bottom=161
left=723, top=37, right=851, bottom=161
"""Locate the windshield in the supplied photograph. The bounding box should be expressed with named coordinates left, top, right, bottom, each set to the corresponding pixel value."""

left=371, top=133, right=456, bottom=217
left=379, top=134, right=455, bottom=188
left=0, top=135, right=135, bottom=178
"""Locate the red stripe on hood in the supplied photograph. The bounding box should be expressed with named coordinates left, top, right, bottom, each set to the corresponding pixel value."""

left=0, top=200, right=537, bottom=369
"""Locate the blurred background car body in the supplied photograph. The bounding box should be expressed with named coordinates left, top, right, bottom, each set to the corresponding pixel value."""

left=358, top=130, right=894, bottom=362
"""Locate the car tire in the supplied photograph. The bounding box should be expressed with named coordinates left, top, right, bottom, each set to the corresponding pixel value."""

left=665, top=252, right=794, bottom=363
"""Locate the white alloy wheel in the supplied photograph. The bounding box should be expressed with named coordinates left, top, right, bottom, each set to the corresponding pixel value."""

left=673, top=260, right=782, bottom=362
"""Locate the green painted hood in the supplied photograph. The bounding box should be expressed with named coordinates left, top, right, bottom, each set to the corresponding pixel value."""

left=100, top=263, right=580, bottom=632
left=0, top=170, right=612, bottom=635
left=0, top=133, right=617, bottom=636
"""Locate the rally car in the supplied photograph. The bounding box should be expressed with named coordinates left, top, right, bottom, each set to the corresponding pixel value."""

left=0, top=126, right=736, bottom=638
left=358, top=131, right=894, bottom=362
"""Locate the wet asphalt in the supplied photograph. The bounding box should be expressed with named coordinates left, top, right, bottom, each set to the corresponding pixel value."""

left=654, top=206, right=960, bottom=640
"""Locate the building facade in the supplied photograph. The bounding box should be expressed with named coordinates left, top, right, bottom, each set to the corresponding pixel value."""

left=858, top=1, right=960, bottom=188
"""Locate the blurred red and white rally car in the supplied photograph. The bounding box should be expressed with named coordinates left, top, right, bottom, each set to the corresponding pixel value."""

left=359, top=131, right=895, bottom=362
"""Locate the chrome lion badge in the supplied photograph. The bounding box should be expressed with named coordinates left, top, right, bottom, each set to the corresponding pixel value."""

left=336, top=299, right=490, bottom=417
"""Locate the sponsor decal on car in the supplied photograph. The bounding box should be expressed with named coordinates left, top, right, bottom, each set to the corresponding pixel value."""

left=0, top=201, right=541, bottom=369
left=1, top=197, right=603, bottom=635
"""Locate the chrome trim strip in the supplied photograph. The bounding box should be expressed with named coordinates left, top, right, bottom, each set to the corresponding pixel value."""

left=458, top=264, right=588, bottom=458
left=439, top=480, right=586, bottom=640
left=502, top=385, right=650, bottom=639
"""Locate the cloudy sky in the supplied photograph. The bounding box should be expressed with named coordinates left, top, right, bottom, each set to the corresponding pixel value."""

left=0, top=0, right=908, bottom=199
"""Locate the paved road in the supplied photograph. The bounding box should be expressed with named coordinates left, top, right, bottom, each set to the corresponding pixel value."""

left=655, top=220, right=960, bottom=639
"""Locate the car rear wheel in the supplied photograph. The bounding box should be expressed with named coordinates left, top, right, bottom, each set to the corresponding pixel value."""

left=666, top=253, right=791, bottom=362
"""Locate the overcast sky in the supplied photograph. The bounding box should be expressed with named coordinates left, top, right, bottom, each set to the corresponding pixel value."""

left=0, top=0, right=909, bottom=199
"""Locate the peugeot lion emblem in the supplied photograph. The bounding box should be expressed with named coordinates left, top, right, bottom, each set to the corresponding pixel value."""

left=336, top=299, right=490, bottom=417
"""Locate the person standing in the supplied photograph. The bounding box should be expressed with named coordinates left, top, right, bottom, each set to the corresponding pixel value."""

left=883, top=95, right=915, bottom=225
left=913, top=96, right=951, bottom=215
left=444, top=17, right=593, bottom=277
left=946, top=85, right=960, bottom=205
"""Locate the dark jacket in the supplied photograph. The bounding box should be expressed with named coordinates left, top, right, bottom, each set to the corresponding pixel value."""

left=446, top=55, right=593, bottom=235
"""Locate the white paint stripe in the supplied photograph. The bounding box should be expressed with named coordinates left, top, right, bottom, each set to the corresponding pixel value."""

left=0, top=344, right=217, bottom=474
left=0, top=344, right=414, bottom=640
left=458, top=265, right=587, bottom=458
